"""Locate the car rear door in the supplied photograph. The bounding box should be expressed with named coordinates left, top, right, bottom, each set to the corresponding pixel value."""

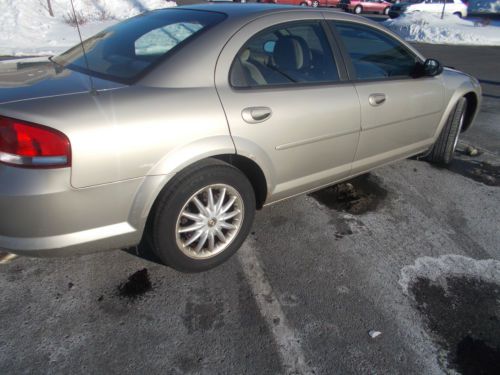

left=326, top=19, right=444, bottom=175
left=215, top=12, right=361, bottom=203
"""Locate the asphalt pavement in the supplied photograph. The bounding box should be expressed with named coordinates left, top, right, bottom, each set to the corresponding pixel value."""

left=1, top=12, right=499, bottom=375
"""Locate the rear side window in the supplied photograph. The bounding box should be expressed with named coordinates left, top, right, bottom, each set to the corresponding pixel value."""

left=333, top=22, right=418, bottom=80
left=230, top=22, right=340, bottom=88
left=53, top=10, right=226, bottom=83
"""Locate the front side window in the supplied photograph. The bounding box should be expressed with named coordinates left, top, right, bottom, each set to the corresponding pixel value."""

left=230, top=22, right=339, bottom=88
left=334, top=22, right=419, bottom=80
left=52, top=10, right=225, bottom=83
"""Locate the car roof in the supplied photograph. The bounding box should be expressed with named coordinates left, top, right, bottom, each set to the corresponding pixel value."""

left=173, top=3, right=348, bottom=20
left=139, top=4, right=423, bottom=88
left=175, top=3, right=298, bottom=16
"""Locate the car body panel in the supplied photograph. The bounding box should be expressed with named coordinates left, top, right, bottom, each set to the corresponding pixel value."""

left=0, top=86, right=232, bottom=188
left=352, top=77, right=444, bottom=161
left=0, top=57, right=124, bottom=105
left=0, top=4, right=481, bottom=257
left=214, top=11, right=361, bottom=202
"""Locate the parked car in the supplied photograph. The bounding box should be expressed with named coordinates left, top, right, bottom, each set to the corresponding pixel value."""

left=309, top=0, right=342, bottom=7
left=389, top=0, right=468, bottom=18
left=388, top=0, right=424, bottom=17
left=339, top=0, right=393, bottom=14
left=0, top=4, right=481, bottom=272
left=257, top=0, right=313, bottom=6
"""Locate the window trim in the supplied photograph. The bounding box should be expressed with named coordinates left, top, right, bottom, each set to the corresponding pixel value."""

left=327, top=20, right=425, bottom=83
left=228, top=20, right=347, bottom=91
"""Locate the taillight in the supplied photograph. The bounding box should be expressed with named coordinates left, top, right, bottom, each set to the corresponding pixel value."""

left=0, top=116, right=71, bottom=168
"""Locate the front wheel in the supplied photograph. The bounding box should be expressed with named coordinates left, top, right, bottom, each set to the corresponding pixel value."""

left=383, top=7, right=390, bottom=15
left=354, top=5, right=363, bottom=14
left=425, top=97, right=467, bottom=165
left=150, top=159, right=256, bottom=272
left=300, top=2, right=308, bottom=6
left=312, top=0, right=320, bottom=7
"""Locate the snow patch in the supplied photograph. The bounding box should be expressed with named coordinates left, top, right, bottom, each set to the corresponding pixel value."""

left=384, top=12, right=500, bottom=46
left=399, top=254, right=500, bottom=294
left=0, top=0, right=177, bottom=56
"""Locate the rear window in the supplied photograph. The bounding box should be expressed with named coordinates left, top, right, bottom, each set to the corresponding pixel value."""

left=52, top=9, right=226, bottom=84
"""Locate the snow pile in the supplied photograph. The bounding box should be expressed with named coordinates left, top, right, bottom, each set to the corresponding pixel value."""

left=0, top=0, right=177, bottom=56
left=384, top=12, right=500, bottom=46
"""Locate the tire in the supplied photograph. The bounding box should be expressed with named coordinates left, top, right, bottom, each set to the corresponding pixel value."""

left=354, top=5, right=363, bottom=14
left=312, top=0, right=320, bottom=7
left=300, top=2, right=308, bottom=6
left=426, top=97, right=467, bottom=165
left=453, top=12, right=462, bottom=18
left=383, top=7, right=390, bottom=15
left=150, top=159, right=256, bottom=272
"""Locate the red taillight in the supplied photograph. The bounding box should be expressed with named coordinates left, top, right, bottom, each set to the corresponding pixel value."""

left=0, top=116, right=71, bottom=168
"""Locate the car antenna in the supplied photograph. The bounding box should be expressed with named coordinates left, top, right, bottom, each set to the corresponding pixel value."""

left=69, top=0, right=97, bottom=95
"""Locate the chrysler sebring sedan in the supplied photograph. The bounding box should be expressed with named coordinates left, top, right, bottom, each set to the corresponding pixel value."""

left=0, top=4, right=481, bottom=271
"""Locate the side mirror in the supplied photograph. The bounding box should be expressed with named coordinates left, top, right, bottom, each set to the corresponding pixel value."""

left=414, top=58, right=443, bottom=78
left=423, top=58, right=443, bottom=76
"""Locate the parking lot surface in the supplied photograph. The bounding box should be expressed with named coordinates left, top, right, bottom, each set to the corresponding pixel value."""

left=1, top=24, right=499, bottom=375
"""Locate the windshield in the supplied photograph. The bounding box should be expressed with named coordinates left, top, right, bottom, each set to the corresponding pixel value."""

left=52, top=9, right=226, bottom=84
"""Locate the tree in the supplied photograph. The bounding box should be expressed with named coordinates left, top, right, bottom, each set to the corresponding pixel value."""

left=45, top=0, right=54, bottom=17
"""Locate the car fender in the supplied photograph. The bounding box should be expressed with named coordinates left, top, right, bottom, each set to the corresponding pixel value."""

left=125, top=136, right=234, bottom=230
left=232, top=135, right=277, bottom=200
left=432, top=71, right=481, bottom=141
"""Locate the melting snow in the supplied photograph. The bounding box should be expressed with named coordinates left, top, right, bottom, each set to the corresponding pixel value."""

left=384, top=12, right=500, bottom=46
left=0, top=0, right=177, bottom=56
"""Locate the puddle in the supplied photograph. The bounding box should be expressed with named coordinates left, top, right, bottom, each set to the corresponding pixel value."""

left=410, top=276, right=500, bottom=375
left=436, top=159, right=499, bottom=187
left=401, top=255, right=500, bottom=375
left=309, top=174, right=388, bottom=215
left=117, top=268, right=152, bottom=299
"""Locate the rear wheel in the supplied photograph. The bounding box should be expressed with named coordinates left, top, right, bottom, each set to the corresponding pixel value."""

left=151, top=159, right=256, bottom=272
left=426, top=97, right=467, bottom=165
left=354, top=5, right=363, bottom=14
left=312, top=0, right=320, bottom=6
left=383, top=7, right=390, bottom=15
left=453, top=12, right=462, bottom=18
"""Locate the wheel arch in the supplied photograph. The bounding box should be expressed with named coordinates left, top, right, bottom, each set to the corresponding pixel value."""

left=462, top=91, right=479, bottom=132
left=131, top=153, right=270, bottom=247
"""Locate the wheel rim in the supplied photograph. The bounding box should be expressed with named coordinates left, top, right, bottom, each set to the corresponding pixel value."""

left=175, top=184, right=244, bottom=260
left=312, top=0, right=319, bottom=7
left=452, top=110, right=466, bottom=153
left=355, top=6, right=362, bottom=13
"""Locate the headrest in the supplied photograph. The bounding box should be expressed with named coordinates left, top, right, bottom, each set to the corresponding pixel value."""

left=273, top=36, right=310, bottom=71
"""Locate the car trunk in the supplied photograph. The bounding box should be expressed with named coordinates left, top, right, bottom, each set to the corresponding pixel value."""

left=0, top=57, right=123, bottom=105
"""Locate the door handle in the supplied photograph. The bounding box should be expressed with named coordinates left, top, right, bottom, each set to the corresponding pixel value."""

left=241, top=107, right=272, bottom=124
left=368, top=93, right=386, bottom=106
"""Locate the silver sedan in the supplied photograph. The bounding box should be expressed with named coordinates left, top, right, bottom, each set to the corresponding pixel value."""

left=0, top=4, right=481, bottom=271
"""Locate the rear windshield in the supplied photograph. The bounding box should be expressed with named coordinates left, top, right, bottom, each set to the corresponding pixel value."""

left=52, top=9, right=226, bottom=84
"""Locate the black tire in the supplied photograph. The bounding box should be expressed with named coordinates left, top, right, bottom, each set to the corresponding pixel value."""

left=426, top=97, right=467, bottom=165
left=453, top=12, right=462, bottom=18
left=150, top=158, right=255, bottom=272
left=354, top=5, right=363, bottom=14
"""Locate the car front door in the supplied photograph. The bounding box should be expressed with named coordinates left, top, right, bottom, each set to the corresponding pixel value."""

left=328, top=20, right=444, bottom=175
left=215, top=13, right=361, bottom=203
